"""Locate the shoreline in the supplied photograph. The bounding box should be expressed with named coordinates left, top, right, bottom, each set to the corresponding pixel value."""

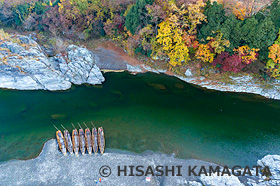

left=90, top=40, right=280, bottom=101
left=0, top=32, right=279, bottom=101
left=0, top=139, right=279, bottom=186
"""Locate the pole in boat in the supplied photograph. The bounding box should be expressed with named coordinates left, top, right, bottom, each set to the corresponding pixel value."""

left=61, top=124, right=66, bottom=130
left=83, top=122, right=88, bottom=128
left=72, top=123, right=77, bottom=129
left=90, top=121, right=95, bottom=128
left=53, top=125, right=59, bottom=131
left=78, top=122, right=83, bottom=129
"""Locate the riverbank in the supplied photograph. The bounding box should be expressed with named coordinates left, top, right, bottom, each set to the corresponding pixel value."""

left=91, top=41, right=280, bottom=100
left=0, top=139, right=279, bottom=186
left=1, top=32, right=280, bottom=100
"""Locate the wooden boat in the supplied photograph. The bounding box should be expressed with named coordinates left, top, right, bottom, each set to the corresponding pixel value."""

left=91, top=122, right=98, bottom=154
left=78, top=123, right=86, bottom=155
left=71, top=124, right=79, bottom=156
left=83, top=122, right=92, bottom=155
left=98, top=127, right=105, bottom=154
left=54, top=125, right=67, bottom=156
left=62, top=124, right=73, bottom=155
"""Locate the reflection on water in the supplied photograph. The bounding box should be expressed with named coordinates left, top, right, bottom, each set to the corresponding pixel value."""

left=0, top=72, right=280, bottom=167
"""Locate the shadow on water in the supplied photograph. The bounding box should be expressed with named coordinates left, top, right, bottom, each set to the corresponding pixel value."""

left=0, top=72, right=280, bottom=167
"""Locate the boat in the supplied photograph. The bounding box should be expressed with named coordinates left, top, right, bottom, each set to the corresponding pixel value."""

left=83, top=122, right=92, bottom=155
left=98, top=127, right=105, bottom=154
left=61, top=124, right=73, bottom=155
left=78, top=123, right=86, bottom=155
left=71, top=123, right=79, bottom=156
left=54, top=125, right=67, bottom=156
left=91, top=122, right=98, bottom=154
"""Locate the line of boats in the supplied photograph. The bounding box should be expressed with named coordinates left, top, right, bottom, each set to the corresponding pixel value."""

left=54, top=122, right=105, bottom=156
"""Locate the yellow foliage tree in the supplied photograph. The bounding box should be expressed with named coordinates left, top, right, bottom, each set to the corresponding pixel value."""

left=169, top=0, right=206, bottom=35
left=207, top=32, right=230, bottom=54
left=195, top=44, right=215, bottom=63
left=267, top=30, right=280, bottom=79
left=233, top=45, right=259, bottom=64
left=268, top=44, right=280, bottom=64
left=154, top=21, right=190, bottom=67
left=231, top=1, right=247, bottom=20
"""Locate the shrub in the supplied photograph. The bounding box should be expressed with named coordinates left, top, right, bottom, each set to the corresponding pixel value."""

left=213, top=46, right=259, bottom=73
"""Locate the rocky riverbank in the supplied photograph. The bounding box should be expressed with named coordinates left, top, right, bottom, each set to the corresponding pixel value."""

left=0, top=35, right=104, bottom=90
left=1, top=33, right=280, bottom=100
left=0, top=139, right=279, bottom=186
left=91, top=45, right=280, bottom=100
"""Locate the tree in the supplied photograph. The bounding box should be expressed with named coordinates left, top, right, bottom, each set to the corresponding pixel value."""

left=153, top=20, right=190, bottom=67
left=266, top=29, right=280, bottom=78
left=220, top=15, right=276, bottom=59
left=169, top=0, right=206, bottom=35
left=125, top=0, right=154, bottom=35
left=267, top=0, right=280, bottom=31
left=213, top=45, right=259, bottom=73
left=195, top=44, right=215, bottom=63
left=207, top=31, right=230, bottom=54
left=198, top=1, right=227, bottom=41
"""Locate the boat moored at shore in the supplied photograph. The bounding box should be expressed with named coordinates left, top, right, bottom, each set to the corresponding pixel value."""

left=91, top=122, right=98, bottom=154
left=55, top=122, right=105, bottom=156
left=71, top=123, right=79, bottom=156
left=54, top=125, right=67, bottom=156
left=61, top=124, right=73, bottom=155
left=78, top=123, right=86, bottom=155
left=98, top=127, right=105, bottom=154
left=84, top=122, right=92, bottom=155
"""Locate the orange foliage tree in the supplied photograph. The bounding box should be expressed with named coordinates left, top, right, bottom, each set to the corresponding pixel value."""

left=195, top=44, right=215, bottom=63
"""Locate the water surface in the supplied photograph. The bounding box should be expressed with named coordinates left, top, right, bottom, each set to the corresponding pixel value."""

left=0, top=72, right=280, bottom=166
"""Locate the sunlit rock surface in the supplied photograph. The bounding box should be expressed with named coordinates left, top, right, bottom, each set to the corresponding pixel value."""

left=0, top=36, right=104, bottom=90
left=56, top=45, right=105, bottom=85
left=176, top=69, right=280, bottom=100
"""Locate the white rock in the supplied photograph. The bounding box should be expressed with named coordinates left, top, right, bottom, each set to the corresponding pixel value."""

left=185, top=69, right=193, bottom=77
left=57, top=45, right=105, bottom=85
left=0, top=36, right=105, bottom=90
left=126, top=64, right=143, bottom=73
left=257, top=155, right=280, bottom=180
left=200, top=173, right=244, bottom=186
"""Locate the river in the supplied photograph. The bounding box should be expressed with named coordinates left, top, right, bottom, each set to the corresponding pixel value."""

left=0, top=72, right=280, bottom=167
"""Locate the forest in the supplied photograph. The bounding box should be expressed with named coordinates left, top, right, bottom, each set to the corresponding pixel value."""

left=1, top=0, right=280, bottom=80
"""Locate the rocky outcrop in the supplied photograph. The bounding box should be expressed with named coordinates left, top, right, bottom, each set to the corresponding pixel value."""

left=176, top=70, right=280, bottom=100
left=0, top=36, right=104, bottom=90
left=56, top=45, right=105, bottom=85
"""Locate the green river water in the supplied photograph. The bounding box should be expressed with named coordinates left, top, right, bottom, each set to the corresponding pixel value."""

left=0, top=72, right=280, bottom=167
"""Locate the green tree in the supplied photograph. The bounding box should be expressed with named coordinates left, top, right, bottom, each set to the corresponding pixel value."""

left=125, top=0, right=154, bottom=35
left=221, top=15, right=276, bottom=59
left=198, top=1, right=226, bottom=41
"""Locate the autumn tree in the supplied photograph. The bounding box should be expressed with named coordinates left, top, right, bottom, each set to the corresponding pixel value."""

left=213, top=45, right=259, bottom=73
left=153, top=20, right=190, bottom=67
left=169, top=0, right=206, bottom=35
left=195, top=44, right=215, bottom=63
left=266, top=30, right=280, bottom=78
